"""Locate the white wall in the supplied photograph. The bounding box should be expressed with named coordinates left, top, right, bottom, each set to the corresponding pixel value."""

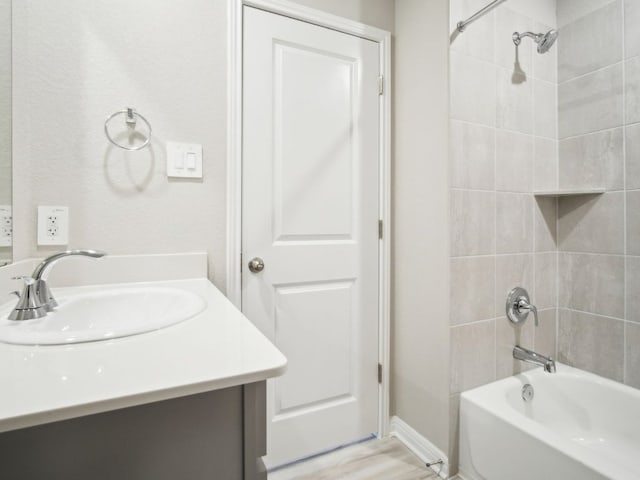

left=288, top=0, right=395, bottom=32
left=392, top=0, right=450, bottom=454
left=12, top=0, right=227, bottom=285
left=11, top=0, right=394, bottom=290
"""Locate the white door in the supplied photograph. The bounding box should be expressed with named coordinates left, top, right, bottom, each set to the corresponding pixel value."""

left=242, top=6, right=381, bottom=467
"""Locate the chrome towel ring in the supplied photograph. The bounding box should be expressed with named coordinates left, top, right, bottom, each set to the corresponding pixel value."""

left=104, top=107, right=152, bottom=151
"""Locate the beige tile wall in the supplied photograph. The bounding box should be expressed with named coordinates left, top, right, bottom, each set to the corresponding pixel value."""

left=448, top=0, right=558, bottom=471
left=449, top=0, right=558, bottom=389
left=557, top=0, right=640, bottom=386
left=447, top=1, right=640, bottom=473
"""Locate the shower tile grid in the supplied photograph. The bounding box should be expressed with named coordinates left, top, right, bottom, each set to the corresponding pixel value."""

left=559, top=127, right=624, bottom=191
left=557, top=0, right=622, bottom=83
left=450, top=120, right=495, bottom=190
left=557, top=309, right=625, bottom=382
left=448, top=0, right=560, bottom=474
left=625, top=123, right=640, bottom=189
left=496, top=130, right=533, bottom=192
left=534, top=137, right=558, bottom=191
left=558, top=63, right=624, bottom=139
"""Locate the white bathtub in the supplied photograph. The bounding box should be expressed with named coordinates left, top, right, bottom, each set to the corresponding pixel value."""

left=459, top=363, right=640, bottom=480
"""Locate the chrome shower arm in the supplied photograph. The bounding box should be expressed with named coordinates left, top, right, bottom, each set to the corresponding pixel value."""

left=512, top=31, right=540, bottom=46
left=456, top=0, right=508, bottom=33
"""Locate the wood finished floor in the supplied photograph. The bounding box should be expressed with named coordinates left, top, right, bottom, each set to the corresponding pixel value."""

left=268, top=438, right=441, bottom=480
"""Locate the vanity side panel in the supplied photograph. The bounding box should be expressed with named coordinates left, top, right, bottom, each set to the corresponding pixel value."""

left=0, top=388, right=244, bottom=480
left=244, top=381, right=267, bottom=480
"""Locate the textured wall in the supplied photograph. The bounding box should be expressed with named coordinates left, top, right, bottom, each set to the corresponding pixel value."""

left=557, top=0, right=640, bottom=388
left=10, top=0, right=394, bottom=291
left=448, top=0, right=558, bottom=470
left=12, top=0, right=227, bottom=286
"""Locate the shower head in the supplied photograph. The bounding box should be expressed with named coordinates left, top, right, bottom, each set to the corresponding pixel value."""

left=512, top=29, right=558, bottom=54
left=537, top=29, right=558, bottom=53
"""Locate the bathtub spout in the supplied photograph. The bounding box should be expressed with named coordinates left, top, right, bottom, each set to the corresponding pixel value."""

left=513, top=345, right=556, bottom=373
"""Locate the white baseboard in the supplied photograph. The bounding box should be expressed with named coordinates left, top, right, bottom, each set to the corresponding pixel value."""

left=389, top=416, right=450, bottom=479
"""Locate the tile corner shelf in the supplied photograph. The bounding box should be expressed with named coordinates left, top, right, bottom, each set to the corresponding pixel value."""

left=533, top=188, right=605, bottom=198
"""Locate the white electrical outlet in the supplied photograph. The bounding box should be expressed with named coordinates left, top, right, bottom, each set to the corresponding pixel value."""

left=0, top=206, right=12, bottom=247
left=37, top=206, right=69, bottom=246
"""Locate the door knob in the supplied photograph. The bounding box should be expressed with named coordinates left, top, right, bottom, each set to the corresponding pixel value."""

left=248, top=257, right=265, bottom=273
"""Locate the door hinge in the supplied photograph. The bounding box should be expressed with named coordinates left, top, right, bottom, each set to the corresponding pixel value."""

left=240, top=253, right=243, bottom=273
left=378, top=363, right=383, bottom=384
left=378, top=75, right=384, bottom=95
left=378, top=220, right=383, bottom=240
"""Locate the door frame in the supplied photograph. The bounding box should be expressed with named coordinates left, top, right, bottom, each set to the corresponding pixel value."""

left=226, top=0, right=391, bottom=438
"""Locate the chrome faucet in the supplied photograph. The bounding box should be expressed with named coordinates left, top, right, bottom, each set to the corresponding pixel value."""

left=506, top=287, right=556, bottom=373
left=7, top=250, right=106, bottom=321
left=513, top=345, right=556, bottom=373
left=506, top=287, right=538, bottom=326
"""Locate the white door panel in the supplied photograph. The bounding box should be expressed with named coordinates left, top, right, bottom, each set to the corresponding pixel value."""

left=242, top=6, right=380, bottom=467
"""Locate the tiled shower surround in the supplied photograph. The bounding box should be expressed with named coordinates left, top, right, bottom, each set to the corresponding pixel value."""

left=557, top=0, right=640, bottom=387
left=448, top=0, right=640, bottom=470
left=448, top=0, right=558, bottom=469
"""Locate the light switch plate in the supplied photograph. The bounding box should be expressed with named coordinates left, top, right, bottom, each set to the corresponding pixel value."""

left=38, top=206, right=69, bottom=246
left=167, top=142, right=203, bottom=178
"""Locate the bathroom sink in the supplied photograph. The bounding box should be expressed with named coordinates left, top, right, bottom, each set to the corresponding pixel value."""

left=0, top=286, right=206, bottom=345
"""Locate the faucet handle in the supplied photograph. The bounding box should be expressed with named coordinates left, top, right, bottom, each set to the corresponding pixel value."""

left=7, top=276, right=48, bottom=321
left=506, top=287, right=538, bottom=326
left=7, top=277, right=32, bottom=301
left=517, top=298, right=538, bottom=326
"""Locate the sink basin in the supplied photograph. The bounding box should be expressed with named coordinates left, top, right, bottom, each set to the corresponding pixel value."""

left=0, top=286, right=206, bottom=345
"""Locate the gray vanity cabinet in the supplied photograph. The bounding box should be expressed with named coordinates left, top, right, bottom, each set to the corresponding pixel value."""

left=0, top=381, right=267, bottom=480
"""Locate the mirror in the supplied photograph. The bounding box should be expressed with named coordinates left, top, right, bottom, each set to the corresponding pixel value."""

left=0, top=0, right=11, bottom=265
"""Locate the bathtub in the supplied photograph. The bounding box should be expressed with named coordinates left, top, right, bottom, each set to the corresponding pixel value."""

left=459, top=363, right=640, bottom=480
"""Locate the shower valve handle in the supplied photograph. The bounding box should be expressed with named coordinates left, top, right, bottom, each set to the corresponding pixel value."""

left=506, top=287, right=538, bottom=326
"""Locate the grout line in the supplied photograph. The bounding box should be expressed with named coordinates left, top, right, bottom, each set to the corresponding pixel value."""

left=558, top=58, right=623, bottom=87
left=493, top=65, right=498, bottom=382
left=555, top=29, right=560, bottom=362
left=452, top=310, right=557, bottom=329
left=559, top=307, right=626, bottom=323
left=555, top=251, right=627, bottom=257
left=530, top=47, right=537, bottom=348
left=622, top=0, right=628, bottom=384
left=493, top=10, right=498, bottom=383
left=559, top=125, right=626, bottom=142
left=452, top=188, right=538, bottom=194
left=451, top=252, right=554, bottom=260
left=451, top=117, right=557, bottom=141
left=451, top=318, right=497, bottom=329
left=555, top=199, right=560, bottom=360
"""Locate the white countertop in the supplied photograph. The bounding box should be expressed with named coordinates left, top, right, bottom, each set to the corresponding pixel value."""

left=0, top=278, right=287, bottom=433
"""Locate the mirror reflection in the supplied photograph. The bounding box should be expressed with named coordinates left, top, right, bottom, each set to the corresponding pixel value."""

left=0, top=0, right=11, bottom=266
